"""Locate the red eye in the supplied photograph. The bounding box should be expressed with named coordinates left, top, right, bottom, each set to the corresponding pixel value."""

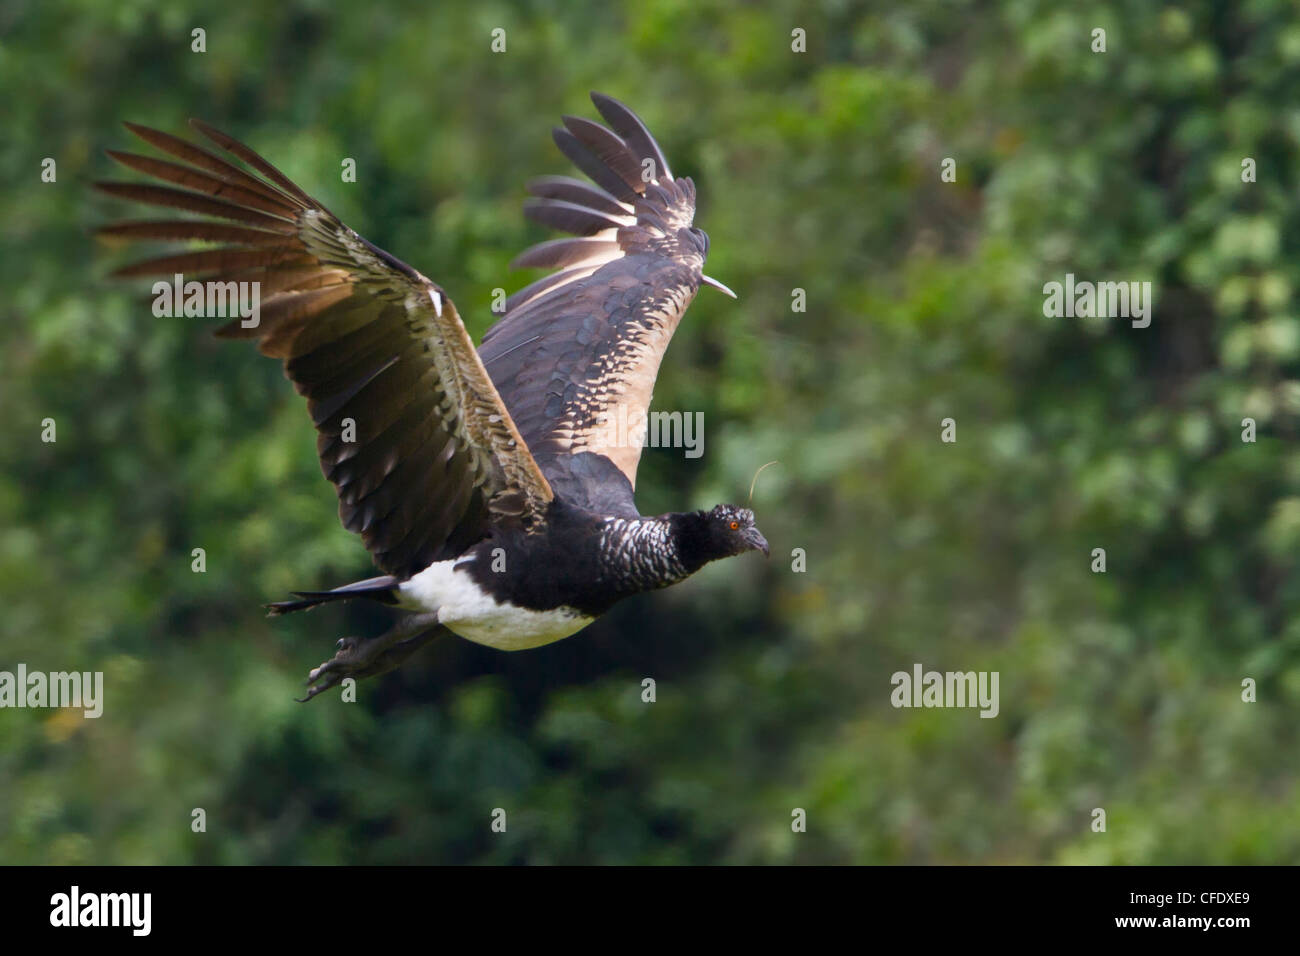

left=729, top=521, right=739, bottom=530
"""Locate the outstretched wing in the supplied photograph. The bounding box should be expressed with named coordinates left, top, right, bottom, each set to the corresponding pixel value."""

left=96, top=121, right=552, bottom=580
left=478, top=93, right=717, bottom=516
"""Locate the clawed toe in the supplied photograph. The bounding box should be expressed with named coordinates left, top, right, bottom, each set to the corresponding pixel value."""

left=297, top=636, right=371, bottom=702
left=294, top=615, right=443, bottom=703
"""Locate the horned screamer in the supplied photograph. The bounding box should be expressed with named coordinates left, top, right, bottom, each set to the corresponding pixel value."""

left=98, top=93, right=767, bottom=699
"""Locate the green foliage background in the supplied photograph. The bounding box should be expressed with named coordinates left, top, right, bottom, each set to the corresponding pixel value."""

left=3, top=0, right=1299, bottom=863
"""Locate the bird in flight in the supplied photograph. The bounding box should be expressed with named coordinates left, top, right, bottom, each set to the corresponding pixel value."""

left=97, top=93, right=768, bottom=700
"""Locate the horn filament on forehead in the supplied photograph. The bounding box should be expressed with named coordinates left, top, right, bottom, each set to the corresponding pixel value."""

left=748, top=460, right=780, bottom=505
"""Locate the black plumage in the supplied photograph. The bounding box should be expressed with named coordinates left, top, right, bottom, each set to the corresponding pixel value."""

left=97, top=92, right=767, bottom=700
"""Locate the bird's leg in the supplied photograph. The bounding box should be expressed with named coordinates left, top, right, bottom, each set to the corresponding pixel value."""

left=298, top=612, right=442, bottom=702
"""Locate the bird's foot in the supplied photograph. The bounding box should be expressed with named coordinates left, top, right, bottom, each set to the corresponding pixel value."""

left=297, top=613, right=442, bottom=702
left=298, top=636, right=376, bottom=701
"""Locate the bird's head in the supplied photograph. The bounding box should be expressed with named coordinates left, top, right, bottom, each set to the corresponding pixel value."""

left=704, top=504, right=769, bottom=558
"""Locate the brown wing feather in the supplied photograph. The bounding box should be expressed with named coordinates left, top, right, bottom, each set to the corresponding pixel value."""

left=479, top=93, right=710, bottom=515
left=97, top=121, right=552, bottom=579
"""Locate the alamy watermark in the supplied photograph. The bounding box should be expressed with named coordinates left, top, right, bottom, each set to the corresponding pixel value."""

left=890, top=663, right=999, bottom=718
left=593, top=404, right=704, bottom=458
left=0, top=664, right=103, bottom=717
left=50, top=886, right=150, bottom=936
left=152, top=273, right=260, bottom=328
left=1042, top=273, right=1152, bottom=328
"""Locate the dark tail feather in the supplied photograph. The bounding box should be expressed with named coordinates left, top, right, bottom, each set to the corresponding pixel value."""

left=266, top=574, right=400, bottom=616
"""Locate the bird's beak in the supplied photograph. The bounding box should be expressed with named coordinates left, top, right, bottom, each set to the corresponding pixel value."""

left=745, top=527, right=770, bottom=557
left=701, top=275, right=737, bottom=298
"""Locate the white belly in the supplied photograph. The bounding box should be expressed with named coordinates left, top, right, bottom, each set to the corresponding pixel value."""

left=397, top=558, right=595, bottom=651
